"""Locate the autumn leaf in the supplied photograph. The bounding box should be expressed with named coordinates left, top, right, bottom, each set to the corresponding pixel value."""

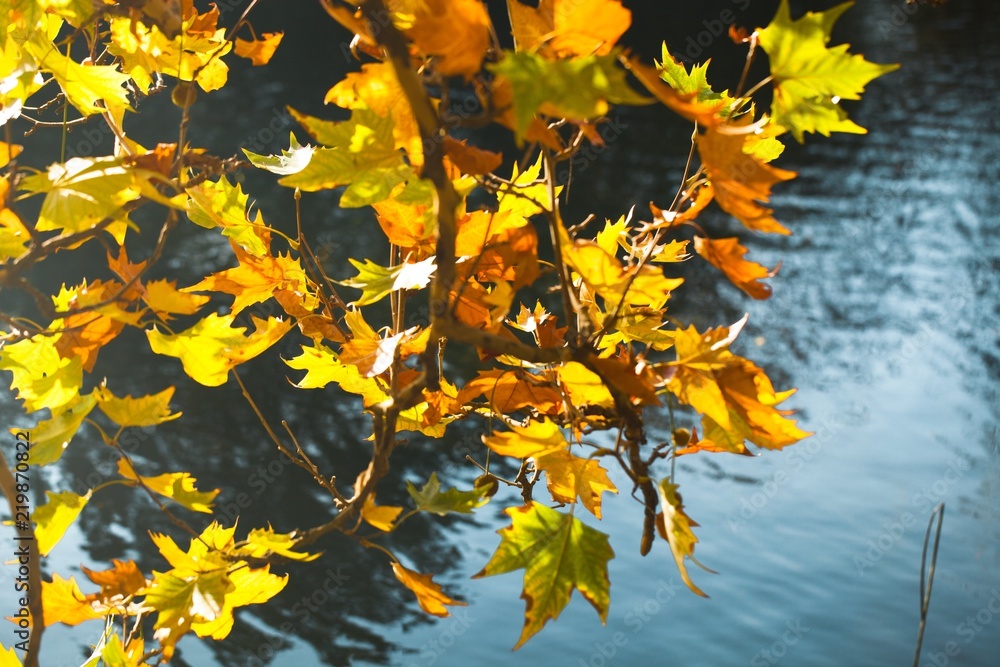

left=234, top=31, right=283, bottom=65
left=442, top=137, right=503, bottom=175
left=407, top=473, right=488, bottom=516
left=0, top=645, right=22, bottom=667
left=117, top=459, right=220, bottom=513
left=185, top=176, right=273, bottom=257
left=96, top=386, right=181, bottom=427
left=146, top=314, right=293, bottom=387
left=483, top=418, right=569, bottom=459
left=697, top=116, right=797, bottom=235
left=339, top=257, right=436, bottom=306
left=456, top=370, right=563, bottom=416
left=626, top=57, right=723, bottom=127
left=0, top=333, right=83, bottom=414
left=24, top=393, right=98, bottom=467
left=34, top=490, right=92, bottom=556
left=81, top=559, right=148, bottom=601
left=694, top=235, right=779, bottom=299
left=361, top=495, right=403, bottom=532
left=534, top=450, right=617, bottom=518
left=757, top=0, right=899, bottom=141
left=475, top=502, right=614, bottom=648
left=655, top=480, right=707, bottom=597
left=243, top=133, right=316, bottom=175
left=391, top=563, right=467, bottom=617
left=507, top=0, right=631, bottom=57
left=396, top=0, right=490, bottom=78
left=41, top=574, right=100, bottom=627
left=339, top=332, right=404, bottom=378
left=237, top=527, right=321, bottom=562
left=23, top=33, right=131, bottom=115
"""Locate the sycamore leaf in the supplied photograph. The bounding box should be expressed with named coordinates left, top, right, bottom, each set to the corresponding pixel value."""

left=96, top=386, right=181, bottom=427
left=474, top=502, right=613, bottom=649
left=396, top=0, right=490, bottom=78
left=391, top=562, right=467, bottom=618
left=626, top=57, right=723, bottom=127
left=483, top=419, right=569, bottom=459
left=24, top=393, right=98, bottom=467
left=142, top=569, right=232, bottom=660
left=234, top=31, right=283, bottom=65
left=557, top=361, right=614, bottom=410
left=0, top=645, right=22, bottom=667
left=284, top=343, right=371, bottom=393
left=146, top=314, right=292, bottom=387
left=508, top=0, right=631, bottom=57
left=185, top=176, right=272, bottom=257
left=182, top=243, right=308, bottom=316
left=442, top=137, right=502, bottom=175
left=20, top=156, right=140, bottom=235
left=117, top=459, right=219, bottom=513
left=143, top=279, right=211, bottom=319
left=237, top=527, right=321, bottom=562
left=41, top=574, right=100, bottom=627
left=490, top=52, right=651, bottom=141
left=339, top=257, right=435, bottom=307
left=23, top=33, right=130, bottom=115
left=339, top=332, right=404, bottom=378
left=697, top=116, right=797, bottom=235
left=81, top=559, right=147, bottom=600
left=281, top=107, right=409, bottom=207
left=407, top=473, right=488, bottom=516
left=657, top=43, right=728, bottom=103
left=694, top=236, right=778, bottom=300
left=191, top=565, right=288, bottom=640
left=243, top=133, right=315, bottom=175
left=0, top=333, right=83, bottom=414
left=757, top=0, right=899, bottom=141
left=534, top=450, right=617, bottom=518
left=655, top=480, right=707, bottom=597
left=361, top=496, right=403, bottom=532
left=34, top=490, right=92, bottom=556
left=456, top=369, right=563, bottom=415
left=98, top=634, right=143, bottom=667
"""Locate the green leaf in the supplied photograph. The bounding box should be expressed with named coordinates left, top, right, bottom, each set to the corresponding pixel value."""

left=243, top=133, right=315, bottom=175
left=489, top=51, right=651, bottom=140
left=407, top=473, right=488, bottom=516
left=24, top=392, right=98, bottom=467
left=142, top=570, right=233, bottom=658
left=657, top=42, right=727, bottom=103
left=757, top=0, right=899, bottom=141
left=280, top=107, right=409, bottom=207
left=474, top=502, right=614, bottom=648
left=34, top=490, right=92, bottom=556
left=339, top=257, right=436, bottom=307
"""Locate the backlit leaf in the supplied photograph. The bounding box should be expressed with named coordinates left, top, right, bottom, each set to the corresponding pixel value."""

left=41, top=574, right=99, bottom=627
left=534, top=450, right=617, bottom=518
left=361, top=496, right=403, bottom=532
left=96, top=386, right=181, bottom=427
left=81, top=559, right=147, bottom=600
left=117, top=459, right=219, bottom=513
left=391, top=563, right=467, bottom=618
left=483, top=418, right=569, bottom=459
left=339, top=257, right=435, bottom=307
left=508, top=0, right=631, bottom=57
left=694, top=235, right=778, bottom=300
left=407, top=473, right=488, bottom=516
left=24, top=393, right=98, bottom=467
left=234, top=31, right=283, bottom=65
left=34, top=490, right=92, bottom=556
left=655, top=480, right=707, bottom=597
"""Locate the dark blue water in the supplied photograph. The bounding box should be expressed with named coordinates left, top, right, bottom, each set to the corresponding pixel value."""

left=1, top=1, right=998, bottom=666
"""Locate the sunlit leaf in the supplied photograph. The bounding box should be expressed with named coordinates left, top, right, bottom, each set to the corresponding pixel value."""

left=655, top=480, right=707, bottom=596
left=483, top=418, right=569, bottom=459
left=117, top=459, right=219, bottom=513
left=360, top=496, right=403, bottom=532
left=96, top=386, right=181, bottom=427
left=34, top=490, right=92, bottom=556
left=407, top=473, right=488, bottom=515
left=234, top=31, right=283, bottom=65
left=391, top=562, right=467, bottom=618
left=534, top=450, right=617, bottom=518
left=41, top=574, right=100, bottom=627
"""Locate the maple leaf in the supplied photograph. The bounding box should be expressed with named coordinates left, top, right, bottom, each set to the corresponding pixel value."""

left=0, top=333, right=83, bottom=414
left=507, top=0, right=631, bottom=57
left=655, top=480, right=707, bottom=597
left=236, top=527, right=321, bottom=562
left=81, top=559, right=148, bottom=600
left=185, top=176, right=273, bottom=257
left=41, top=574, right=100, bottom=627
left=23, top=32, right=130, bottom=116
left=757, top=0, right=900, bottom=141
left=557, top=361, right=615, bottom=410
left=361, top=495, right=403, bottom=532
left=697, top=116, right=797, bottom=235
left=490, top=52, right=651, bottom=141
left=534, top=450, right=617, bottom=518
left=475, top=502, right=614, bottom=648
left=183, top=243, right=308, bottom=316
left=456, top=369, right=563, bottom=416
left=693, top=235, right=779, bottom=300
left=339, top=332, right=404, bottom=378
left=144, top=279, right=211, bottom=320
left=395, top=0, right=490, bottom=78
left=117, top=459, right=219, bottom=513
left=146, top=314, right=293, bottom=387
left=626, top=57, right=724, bottom=127
left=23, top=393, right=98, bottom=467
left=391, top=563, right=467, bottom=618
left=34, top=490, right=92, bottom=556
left=234, top=31, right=283, bottom=65
left=483, top=418, right=569, bottom=459
left=243, top=133, right=316, bottom=176
left=407, top=473, right=489, bottom=515
left=339, top=256, right=436, bottom=307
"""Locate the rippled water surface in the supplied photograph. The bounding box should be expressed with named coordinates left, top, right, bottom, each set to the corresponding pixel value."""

left=1, top=1, right=998, bottom=666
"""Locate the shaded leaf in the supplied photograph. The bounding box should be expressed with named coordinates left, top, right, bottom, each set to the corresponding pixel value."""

left=655, top=480, right=707, bottom=597
left=407, top=473, right=488, bottom=516
left=391, top=562, right=467, bottom=618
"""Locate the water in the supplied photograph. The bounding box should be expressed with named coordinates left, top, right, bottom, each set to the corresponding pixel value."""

left=1, top=1, right=998, bottom=666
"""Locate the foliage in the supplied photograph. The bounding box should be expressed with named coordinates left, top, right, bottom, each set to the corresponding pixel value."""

left=0, top=0, right=896, bottom=664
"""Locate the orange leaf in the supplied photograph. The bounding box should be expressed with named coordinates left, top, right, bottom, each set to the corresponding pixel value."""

left=234, top=31, right=283, bottom=65
left=508, top=0, right=631, bottom=57
left=41, top=574, right=99, bottom=627
left=534, top=449, right=617, bottom=518
left=81, top=559, right=147, bottom=600
left=697, top=118, right=797, bottom=234
left=456, top=369, right=563, bottom=415
left=399, top=0, right=490, bottom=79
left=339, top=332, right=403, bottom=378
left=693, top=236, right=778, bottom=300
left=587, top=355, right=660, bottom=406
left=627, top=58, right=724, bottom=127
left=390, top=562, right=467, bottom=617
left=442, top=136, right=503, bottom=175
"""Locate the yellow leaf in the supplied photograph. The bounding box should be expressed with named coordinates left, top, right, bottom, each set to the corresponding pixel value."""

left=81, top=559, right=147, bottom=600
left=694, top=235, right=778, bottom=299
left=191, top=565, right=287, bottom=639
left=391, top=562, right=467, bottom=617
left=396, top=0, right=490, bottom=78
left=0, top=333, right=83, bottom=414
left=339, top=332, right=404, bottom=378
left=182, top=244, right=308, bottom=316
left=234, top=31, right=283, bottom=66
left=23, top=33, right=130, bottom=115
left=482, top=418, right=568, bottom=459
left=117, top=459, right=219, bottom=513
left=508, top=0, right=631, bottom=57
left=0, top=141, right=21, bottom=168
left=557, top=362, right=614, bottom=410
left=655, top=480, right=707, bottom=597
left=41, top=574, right=100, bottom=627
left=456, top=369, right=563, bottom=416
left=24, top=393, right=98, bottom=467
left=185, top=176, right=272, bottom=257
left=237, top=527, right=321, bottom=562
left=361, top=496, right=403, bottom=532
left=534, top=450, right=617, bottom=518
left=146, top=313, right=292, bottom=387
left=34, top=490, right=92, bottom=556
left=0, top=645, right=22, bottom=667
left=143, top=279, right=210, bottom=319
left=96, top=386, right=181, bottom=427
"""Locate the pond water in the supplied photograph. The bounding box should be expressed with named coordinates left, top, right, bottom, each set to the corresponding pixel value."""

left=1, top=1, right=998, bottom=666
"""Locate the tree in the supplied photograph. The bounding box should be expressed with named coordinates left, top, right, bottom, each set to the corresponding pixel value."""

left=0, top=0, right=896, bottom=664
